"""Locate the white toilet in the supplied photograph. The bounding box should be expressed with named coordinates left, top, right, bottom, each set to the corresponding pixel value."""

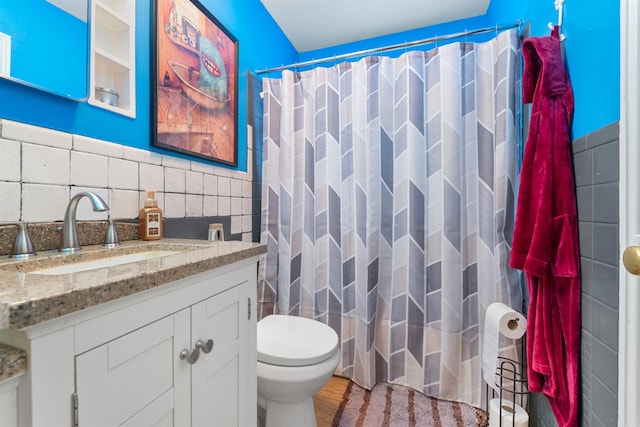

left=257, top=314, right=341, bottom=427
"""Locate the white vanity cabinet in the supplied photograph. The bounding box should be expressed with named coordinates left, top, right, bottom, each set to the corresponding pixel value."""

left=75, top=313, right=185, bottom=426
left=75, top=284, right=252, bottom=426
left=0, top=375, right=23, bottom=427
left=2, top=258, right=258, bottom=427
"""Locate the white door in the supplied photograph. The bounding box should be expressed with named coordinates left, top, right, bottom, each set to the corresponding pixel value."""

left=619, top=1, right=639, bottom=425
left=191, top=284, right=250, bottom=427
left=75, top=312, right=190, bottom=426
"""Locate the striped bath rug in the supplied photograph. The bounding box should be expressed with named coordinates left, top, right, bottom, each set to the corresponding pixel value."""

left=332, top=382, right=487, bottom=427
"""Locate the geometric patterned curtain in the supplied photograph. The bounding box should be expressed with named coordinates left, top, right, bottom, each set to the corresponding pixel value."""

left=259, top=29, right=522, bottom=408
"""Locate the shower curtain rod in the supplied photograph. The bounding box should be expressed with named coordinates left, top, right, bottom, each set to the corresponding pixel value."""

left=255, top=20, right=522, bottom=75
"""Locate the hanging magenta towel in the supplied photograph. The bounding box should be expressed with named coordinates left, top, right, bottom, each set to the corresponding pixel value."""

left=510, top=27, right=580, bottom=427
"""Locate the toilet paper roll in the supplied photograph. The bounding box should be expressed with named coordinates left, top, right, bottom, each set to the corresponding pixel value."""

left=489, top=398, right=529, bottom=427
left=482, top=302, right=527, bottom=390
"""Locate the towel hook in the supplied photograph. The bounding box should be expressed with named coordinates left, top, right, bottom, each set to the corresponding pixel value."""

left=548, top=0, right=566, bottom=41
left=556, top=0, right=564, bottom=27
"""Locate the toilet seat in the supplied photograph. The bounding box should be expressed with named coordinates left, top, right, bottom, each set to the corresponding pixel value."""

left=257, top=315, right=339, bottom=367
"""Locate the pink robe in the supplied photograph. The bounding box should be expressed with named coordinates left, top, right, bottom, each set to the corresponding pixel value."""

left=510, top=27, right=580, bottom=427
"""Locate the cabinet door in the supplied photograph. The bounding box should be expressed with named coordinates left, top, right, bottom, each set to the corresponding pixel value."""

left=191, top=283, right=250, bottom=426
left=75, top=310, right=191, bottom=427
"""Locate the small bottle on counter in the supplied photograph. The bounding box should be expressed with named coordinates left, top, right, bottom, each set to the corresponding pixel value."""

left=139, top=190, right=163, bottom=241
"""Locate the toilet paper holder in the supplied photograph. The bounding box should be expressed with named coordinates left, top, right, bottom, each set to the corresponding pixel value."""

left=486, top=356, right=529, bottom=427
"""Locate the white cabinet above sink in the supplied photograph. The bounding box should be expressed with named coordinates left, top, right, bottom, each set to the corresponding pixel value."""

left=88, top=0, right=136, bottom=117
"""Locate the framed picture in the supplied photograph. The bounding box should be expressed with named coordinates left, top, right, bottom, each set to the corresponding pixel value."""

left=152, top=0, right=238, bottom=166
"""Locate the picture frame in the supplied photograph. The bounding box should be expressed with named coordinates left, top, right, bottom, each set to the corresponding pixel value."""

left=152, top=0, right=238, bottom=166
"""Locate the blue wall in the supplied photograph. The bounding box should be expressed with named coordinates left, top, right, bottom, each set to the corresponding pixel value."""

left=0, top=0, right=619, bottom=154
left=486, top=0, right=619, bottom=139
left=0, top=0, right=297, bottom=171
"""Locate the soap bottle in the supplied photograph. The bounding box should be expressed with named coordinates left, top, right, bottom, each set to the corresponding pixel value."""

left=139, top=190, right=163, bottom=240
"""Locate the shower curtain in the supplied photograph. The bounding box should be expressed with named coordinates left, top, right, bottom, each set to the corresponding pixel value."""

left=259, top=28, right=522, bottom=407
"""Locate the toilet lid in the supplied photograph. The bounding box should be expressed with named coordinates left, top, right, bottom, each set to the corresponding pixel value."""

left=257, top=315, right=339, bottom=367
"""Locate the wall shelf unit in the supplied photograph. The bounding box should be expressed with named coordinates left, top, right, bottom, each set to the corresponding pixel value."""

left=89, top=0, right=135, bottom=117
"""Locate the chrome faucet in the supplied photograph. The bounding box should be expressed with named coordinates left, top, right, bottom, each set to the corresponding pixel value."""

left=104, top=218, right=120, bottom=248
left=60, top=192, right=109, bottom=253
left=0, top=222, right=36, bottom=259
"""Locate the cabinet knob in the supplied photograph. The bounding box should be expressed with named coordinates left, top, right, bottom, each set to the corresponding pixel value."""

left=195, top=339, right=214, bottom=354
left=179, top=347, right=200, bottom=364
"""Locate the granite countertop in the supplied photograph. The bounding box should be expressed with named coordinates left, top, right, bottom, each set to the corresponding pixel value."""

left=0, top=239, right=266, bottom=330
left=0, top=343, right=27, bottom=383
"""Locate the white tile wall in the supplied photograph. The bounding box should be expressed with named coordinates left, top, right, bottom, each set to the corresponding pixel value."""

left=165, top=167, right=186, bottom=193
left=162, top=155, right=190, bottom=170
left=22, top=183, right=69, bottom=222
left=231, top=178, right=242, bottom=196
left=218, top=176, right=231, bottom=196
left=242, top=180, right=252, bottom=198
left=190, top=161, right=214, bottom=174
left=203, top=196, right=218, bottom=216
left=109, top=158, right=139, bottom=190
left=242, top=215, right=252, bottom=233
left=203, top=174, right=218, bottom=195
left=164, top=193, right=186, bottom=218
left=218, top=197, right=231, bottom=216
left=124, top=146, right=162, bottom=165
left=242, top=198, right=252, bottom=215
left=231, top=215, right=242, bottom=234
left=71, top=151, right=109, bottom=188
left=0, top=119, right=259, bottom=239
left=231, top=197, right=242, bottom=216
left=215, top=167, right=232, bottom=178
left=22, top=143, right=70, bottom=185
left=2, top=120, right=72, bottom=149
left=0, top=138, right=20, bottom=181
left=0, top=182, right=20, bottom=221
left=139, top=163, right=165, bottom=192
left=74, top=134, right=123, bottom=158
left=110, top=189, right=140, bottom=218
left=186, top=171, right=203, bottom=194
left=186, top=194, right=203, bottom=217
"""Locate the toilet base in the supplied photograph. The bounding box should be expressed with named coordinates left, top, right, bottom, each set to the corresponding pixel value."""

left=261, top=397, right=317, bottom=427
left=256, top=316, right=341, bottom=427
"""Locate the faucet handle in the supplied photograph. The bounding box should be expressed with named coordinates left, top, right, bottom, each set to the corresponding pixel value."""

left=0, top=222, right=36, bottom=259
left=104, top=219, right=120, bottom=248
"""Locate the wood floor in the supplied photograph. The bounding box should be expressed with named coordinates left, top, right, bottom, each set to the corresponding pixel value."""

left=313, top=376, right=351, bottom=427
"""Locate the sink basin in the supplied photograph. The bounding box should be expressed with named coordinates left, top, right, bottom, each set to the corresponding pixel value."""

left=0, top=241, right=214, bottom=276
left=30, top=250, right=179, bottom=275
